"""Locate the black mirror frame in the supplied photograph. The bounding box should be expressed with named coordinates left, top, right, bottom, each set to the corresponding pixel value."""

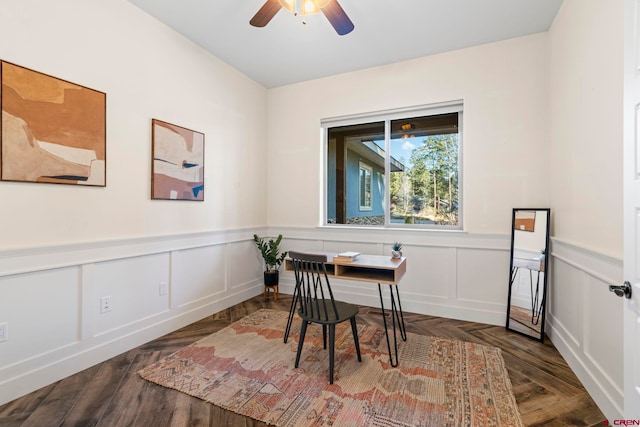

left=505, top=208, right=551, bottom=342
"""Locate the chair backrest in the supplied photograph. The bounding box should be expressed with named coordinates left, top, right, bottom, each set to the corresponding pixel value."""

left=289, top=251, right=339, bottom=321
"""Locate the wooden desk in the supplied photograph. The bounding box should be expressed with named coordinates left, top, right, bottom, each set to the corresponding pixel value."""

left=284, top=252, right=407, bottom=367
left=284, top=252, right=406, bottom=284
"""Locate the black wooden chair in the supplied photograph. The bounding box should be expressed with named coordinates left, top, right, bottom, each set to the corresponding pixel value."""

left=289, top=251, right=362, bottom=384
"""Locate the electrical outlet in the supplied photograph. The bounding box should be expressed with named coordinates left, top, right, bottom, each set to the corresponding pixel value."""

left=0, top=322, right=8, bottom=343
left=159, top=282, right=168, bottom=296
left=100, top=296, right=112, bottom=314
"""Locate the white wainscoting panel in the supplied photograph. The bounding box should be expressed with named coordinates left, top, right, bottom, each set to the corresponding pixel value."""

left=397, top=245, right=453, bottom=298
left=457, top=248, right=510, bottom=305
left=0, top=267, right=81, bottom=368
left=274, top=227, right=511, bottom=327
left=172, top=246, right=226, bottom=308
left=583, top=274, right=624, bottom=391
left=0, top=228, right=266, bottom=406
left=547, top=238, right=624, bottom=420
left=228, top=240, right=264, bottom=290
left=0, top=267, right=84, bottom=402
left=549, top=256, right=584, bottom=347
left=91, top=253, right=171, bottom=336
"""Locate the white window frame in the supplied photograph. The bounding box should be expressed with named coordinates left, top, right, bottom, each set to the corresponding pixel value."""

left=321, top=100, right=464, bottom=230
left=359, top=162, right=373, bottom=211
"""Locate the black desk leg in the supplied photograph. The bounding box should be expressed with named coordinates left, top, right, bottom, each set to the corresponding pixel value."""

left=378, top=283, right=407, bottom=367
left=391, top=284, right=407, bottom=341
left=530, top=271, right=542, bottom=325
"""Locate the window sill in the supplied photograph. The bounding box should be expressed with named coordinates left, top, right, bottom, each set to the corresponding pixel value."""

left=317, top=223, right=466, bottom=234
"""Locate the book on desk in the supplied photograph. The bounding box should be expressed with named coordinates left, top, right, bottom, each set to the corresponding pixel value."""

left=333, top=251, right=360, bottom=262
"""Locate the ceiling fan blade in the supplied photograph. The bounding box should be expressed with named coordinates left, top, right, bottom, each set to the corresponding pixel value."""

left=321, top=0, right=354, bottom=35
left=250, top=0, right=282, bottom=27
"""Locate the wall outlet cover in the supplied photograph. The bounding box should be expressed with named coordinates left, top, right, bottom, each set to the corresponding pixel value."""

left=100, top=296, right=112, bottom=313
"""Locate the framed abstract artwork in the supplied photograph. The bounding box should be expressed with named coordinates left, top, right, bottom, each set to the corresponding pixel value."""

left=0, top=60, right=106, bottom=186
left=151, top=119, right=204, bottom=201
left=514, top=210, right=536, bottom=232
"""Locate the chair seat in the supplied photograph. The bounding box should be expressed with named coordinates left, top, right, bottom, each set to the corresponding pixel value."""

left=298, top=300, right=358, bottom=324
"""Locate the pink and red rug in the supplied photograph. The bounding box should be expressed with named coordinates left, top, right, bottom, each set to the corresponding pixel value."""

left=139, top=309, right=522, bottom=426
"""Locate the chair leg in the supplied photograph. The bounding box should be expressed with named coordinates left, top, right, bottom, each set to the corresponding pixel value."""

left=322, top=325, right=327, bottom=349
left=350, top=317, right=362, bottom=362
left=329, top=324, right=336, bottom=384
left=295, top=320, right=308, bottom=368
left=284, top=285, right=299, bottom=343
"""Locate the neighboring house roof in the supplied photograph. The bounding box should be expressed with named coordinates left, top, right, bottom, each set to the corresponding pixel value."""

left=350, top=140, right=405, bottom=172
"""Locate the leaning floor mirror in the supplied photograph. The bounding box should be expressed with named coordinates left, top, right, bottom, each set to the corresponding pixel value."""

left=506, top=208, right=551, bottom=342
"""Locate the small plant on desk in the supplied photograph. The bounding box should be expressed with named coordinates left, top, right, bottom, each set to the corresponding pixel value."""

left=391, top=242, right=403, bottom=259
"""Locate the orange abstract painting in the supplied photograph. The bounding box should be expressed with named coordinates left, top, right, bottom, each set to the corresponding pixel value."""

left=0, top=61, right=106, bottom=186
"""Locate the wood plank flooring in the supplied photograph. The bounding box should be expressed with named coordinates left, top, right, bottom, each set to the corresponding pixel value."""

left=0, top=295, right=607, bottom=426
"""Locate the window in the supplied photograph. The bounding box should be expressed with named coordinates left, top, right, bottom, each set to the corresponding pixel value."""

left=359, top=162, right=372, bottom=210
left=324, top=102, right=462, bottom=228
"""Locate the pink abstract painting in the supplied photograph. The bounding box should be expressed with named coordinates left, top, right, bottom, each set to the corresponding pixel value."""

left=151, top=119, right=204, bottom=201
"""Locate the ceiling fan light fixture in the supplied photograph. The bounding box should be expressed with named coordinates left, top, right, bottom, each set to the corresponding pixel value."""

left=300, top=0, right=321, bottom=15
left=277, top=0, right=295, bottom=12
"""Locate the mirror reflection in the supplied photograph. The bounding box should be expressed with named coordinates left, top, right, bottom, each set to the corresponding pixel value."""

left=506, top=208, right=550, bottom=341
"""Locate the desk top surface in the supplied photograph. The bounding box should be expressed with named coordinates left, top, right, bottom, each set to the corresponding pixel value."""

left=513, top=256, right=543, bottom=271
left=291, top=251, right=406, bottom=269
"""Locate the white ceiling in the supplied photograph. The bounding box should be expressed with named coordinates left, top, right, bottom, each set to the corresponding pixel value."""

left=128, top=0, right=564, bottom=89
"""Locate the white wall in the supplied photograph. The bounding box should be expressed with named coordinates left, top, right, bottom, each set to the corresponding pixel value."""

left=0, top=0, right=268, bottom=248
left=268, top=33, right=551, bottom=231
left=0, top=0, right=269, bottom=405
left=549, top=0, right=623, bottom=259
left=546, top=0, right=624, bottom=420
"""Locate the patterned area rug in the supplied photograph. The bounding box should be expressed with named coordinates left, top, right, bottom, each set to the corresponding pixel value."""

left=139, top=309, right=523, bottom=426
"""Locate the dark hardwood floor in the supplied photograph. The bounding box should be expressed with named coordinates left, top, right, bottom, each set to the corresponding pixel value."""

left=0, top=294, right=606, bottom=426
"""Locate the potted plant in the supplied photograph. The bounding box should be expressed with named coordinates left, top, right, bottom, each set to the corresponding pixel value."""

left=391, top=242, right=403, bottom=259
left=253, top=234, right=288, bottom=287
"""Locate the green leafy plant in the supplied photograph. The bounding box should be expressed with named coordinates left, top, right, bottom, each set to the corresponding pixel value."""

left=392, top=242, right=403, bottom=252
left=253, top=234, right=288, bottom=272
